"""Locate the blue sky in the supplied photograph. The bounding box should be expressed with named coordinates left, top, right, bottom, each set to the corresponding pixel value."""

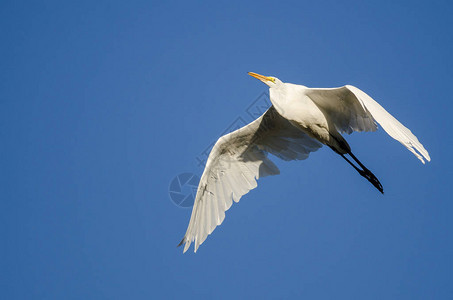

left=1, top=1, right=452, bottom=299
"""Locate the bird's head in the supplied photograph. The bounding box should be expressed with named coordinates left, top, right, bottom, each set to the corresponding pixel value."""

left=248, top=72, right=282, bottom=88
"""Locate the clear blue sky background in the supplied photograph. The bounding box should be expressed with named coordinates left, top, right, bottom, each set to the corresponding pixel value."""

left=1, top=1, right=452, bottom=299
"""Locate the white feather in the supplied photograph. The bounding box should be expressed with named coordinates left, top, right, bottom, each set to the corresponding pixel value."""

left=179, top=106, right=322, bottom=253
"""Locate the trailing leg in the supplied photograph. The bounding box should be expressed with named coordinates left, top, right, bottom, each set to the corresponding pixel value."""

left=338, top=152, right=384, bottom=194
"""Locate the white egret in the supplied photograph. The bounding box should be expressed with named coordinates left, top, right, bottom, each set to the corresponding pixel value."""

left=178, top=72, right=430, bottom=253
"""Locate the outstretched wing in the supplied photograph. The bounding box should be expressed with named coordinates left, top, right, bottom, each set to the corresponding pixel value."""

left=179, top=106, right=322, bottom=253
left=305, top=85, right=430, bottom=164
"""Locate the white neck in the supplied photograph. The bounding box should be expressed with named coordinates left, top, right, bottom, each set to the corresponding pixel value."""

left=269, top=84, right=289, bottom=116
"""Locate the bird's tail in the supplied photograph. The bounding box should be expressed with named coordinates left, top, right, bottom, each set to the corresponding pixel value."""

left=338, top=150, right=384, bottom=194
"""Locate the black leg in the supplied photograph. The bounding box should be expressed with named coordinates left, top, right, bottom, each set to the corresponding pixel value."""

left=339, top=152, right=384, bottom=194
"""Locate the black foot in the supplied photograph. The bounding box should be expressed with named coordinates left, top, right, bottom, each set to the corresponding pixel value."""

left=359, top=169, right=384, bottom=194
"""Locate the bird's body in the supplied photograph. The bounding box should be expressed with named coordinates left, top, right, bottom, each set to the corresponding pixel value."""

left=178, top=72, right=430, bottom=253
left=270, top=83, right=350, bottom=154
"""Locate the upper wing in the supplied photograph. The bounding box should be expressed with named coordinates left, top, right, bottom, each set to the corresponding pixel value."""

left=179, top=106, right=322, bottom=253
left=305, top=85, right=430, bottom=164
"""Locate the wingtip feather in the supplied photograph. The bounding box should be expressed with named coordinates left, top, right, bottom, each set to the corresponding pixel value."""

left=178, top=236, right=192, bottom=254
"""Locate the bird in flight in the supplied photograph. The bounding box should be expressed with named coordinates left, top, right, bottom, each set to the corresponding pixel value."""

left=178, top=72, right=430, bottom=253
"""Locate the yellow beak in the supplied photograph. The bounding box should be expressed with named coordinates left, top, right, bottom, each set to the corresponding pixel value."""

left=248, top=72, right=272, bottom=82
